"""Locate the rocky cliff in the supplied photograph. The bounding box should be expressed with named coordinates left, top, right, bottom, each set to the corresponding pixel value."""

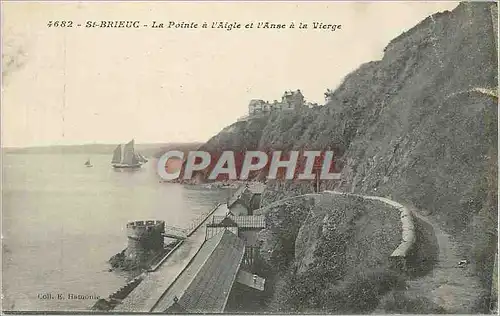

left=202, top=2, right=498, bottom=313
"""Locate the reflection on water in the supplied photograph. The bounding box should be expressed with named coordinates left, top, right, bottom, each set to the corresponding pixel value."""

left=2, top=153, right=228, bottom=311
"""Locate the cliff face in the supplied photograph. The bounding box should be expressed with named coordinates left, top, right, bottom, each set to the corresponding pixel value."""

left=334, top=2, right=497, bottom=220
left=201, top=2, right=497, bottom=313
left=200, top=115, right=269, bottom=152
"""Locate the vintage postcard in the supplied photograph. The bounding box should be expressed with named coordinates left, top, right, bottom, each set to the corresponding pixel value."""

left=1, top=1, right=498, bottom=314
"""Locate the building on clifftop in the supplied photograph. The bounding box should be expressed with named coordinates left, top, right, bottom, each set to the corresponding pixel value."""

left=324, top=88, right=334, bottom=103
left=248, top=99, right=270, bottom=115
left=247, top=89, right=306, bottom=116
left=281, top=89, right=305, bottom=110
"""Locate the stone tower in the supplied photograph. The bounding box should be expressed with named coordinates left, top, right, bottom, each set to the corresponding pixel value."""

left=125, top=220, right=165, bottom=263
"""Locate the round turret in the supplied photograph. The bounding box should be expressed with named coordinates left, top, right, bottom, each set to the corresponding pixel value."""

left=125, top=220, right=165, bottom=262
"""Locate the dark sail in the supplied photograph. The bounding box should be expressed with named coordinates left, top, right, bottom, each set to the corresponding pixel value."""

left=111, top=145, right=122, bottom=164
left=112, top=139, right=142, bottom=168
left=122, top=140, right=138, bottom=165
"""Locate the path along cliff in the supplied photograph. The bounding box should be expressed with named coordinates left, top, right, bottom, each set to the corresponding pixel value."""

left=400, top=205, right=487, bottom=313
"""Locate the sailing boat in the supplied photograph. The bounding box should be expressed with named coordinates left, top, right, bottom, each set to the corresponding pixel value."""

left=111, top=139, right=142, bottom=169
left=84, top=158, right=93, bottom=168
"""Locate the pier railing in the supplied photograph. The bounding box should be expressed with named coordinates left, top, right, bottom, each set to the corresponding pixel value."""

left=185, top=203, right=222, bottom=237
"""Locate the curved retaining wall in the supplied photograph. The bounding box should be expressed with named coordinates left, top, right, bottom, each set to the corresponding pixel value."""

left=261, top=191, right=416, bottom=261
left=323, top=191, right=416, bottom=265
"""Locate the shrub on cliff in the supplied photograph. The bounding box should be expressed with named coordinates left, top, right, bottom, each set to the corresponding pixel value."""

left=323, top=270, right=404, bottom=313
left=258, top=197, right=314, bottom=271
left=380, top=292, right=447, bottom=314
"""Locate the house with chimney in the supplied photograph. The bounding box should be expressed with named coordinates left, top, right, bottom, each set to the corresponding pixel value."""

left=247, top=90, right=306, bottom=116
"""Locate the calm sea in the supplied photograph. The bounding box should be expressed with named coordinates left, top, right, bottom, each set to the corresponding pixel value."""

left=2, top=153, right=228, bottom=311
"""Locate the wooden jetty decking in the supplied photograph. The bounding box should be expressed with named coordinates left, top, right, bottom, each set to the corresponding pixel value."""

left=152, top=229, right=245, bottom=313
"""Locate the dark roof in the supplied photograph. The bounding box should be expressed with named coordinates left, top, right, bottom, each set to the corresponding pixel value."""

left=165, top=301, right=187, bottom=314
left=220, top=217, right=238, bottom=227
left=237, top=190, right=254, bottom=210
left=227, top=186, right=247, bottom=208
left=213, top=215, right=266, bottom=229
left=208, top=216, right=238, bottom=227
left=177, top=230, right=245, bottom=313
left=227, top=184, right=265, bottom=209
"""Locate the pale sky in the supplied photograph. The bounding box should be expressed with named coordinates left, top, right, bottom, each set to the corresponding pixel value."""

left=1, top=1, right=459, bottom=148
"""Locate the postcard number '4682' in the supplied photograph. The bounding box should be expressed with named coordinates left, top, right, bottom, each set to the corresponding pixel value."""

left=47, top=21, right=74, bottom=28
